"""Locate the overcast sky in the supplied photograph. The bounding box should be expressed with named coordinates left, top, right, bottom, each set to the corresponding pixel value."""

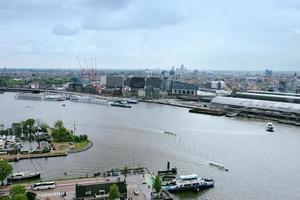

left=0, top=0, right=300, bottom=70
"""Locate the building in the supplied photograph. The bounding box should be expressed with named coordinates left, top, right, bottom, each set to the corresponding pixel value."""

left=170, top=81, right=198, bottom=95
left=211, top=96, right=300, bottom=115
left=75, top=180, right=127, bottom=200
left=145, top=77, right=162, bottom=89
left=129, top=77, right=145, bottom=89
left=106, top=76, right=125, bottom=89
left=211, top=81, right=225, bottom=90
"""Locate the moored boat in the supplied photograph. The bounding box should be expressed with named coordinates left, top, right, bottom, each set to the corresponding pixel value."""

left=7, top=171, right=41, bottom=183
left=127, top=99, right=138, bottom=104
left=163, top=174, right=214, bottom=192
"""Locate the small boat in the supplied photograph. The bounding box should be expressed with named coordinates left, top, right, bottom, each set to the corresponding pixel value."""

left=164, top=131, right=177, bottom=136
left=7, top=172, right=41, bottom=183
left=26, top=105, right=34, bottom=108
left=163, top=174, right=214, bottom=192
left=111, top=102, right=131, bottom=108
left=62, top=104, right=66, bottom=107
left=209, top=162, right=229, bottom=171
left=225, top=112, right=239, bottom=117
left=266, top=122, right=274, bottom=132
left=127, top=99, right=138, bottom=104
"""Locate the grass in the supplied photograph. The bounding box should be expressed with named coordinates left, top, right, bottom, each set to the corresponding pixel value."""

left=74, top=140, right=90, bottom=150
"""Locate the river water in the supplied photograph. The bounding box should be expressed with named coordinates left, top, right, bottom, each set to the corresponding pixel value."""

left=1, top=92, right=300, bottom=200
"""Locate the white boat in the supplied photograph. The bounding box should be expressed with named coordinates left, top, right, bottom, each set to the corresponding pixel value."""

left=16, top=93, right=44, bottom=100
left=70, top=95, right=81, bottom=101
left=7, top=171, right=41, bottom=183
left=266, top=122, right=274, bottom=132
left=127, top=99, right=138, bottom=104
left=209, top=162, right=229, bottom=171
left=44, top=93, right=66, bottom=101
left=163, top=174, right=214, bottom=192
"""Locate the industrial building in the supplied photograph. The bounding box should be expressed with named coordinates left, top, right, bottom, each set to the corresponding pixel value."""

left=106, top=75, right=125, bottom=89
left=233, top=92, right=300, bottom=104
left=211, top=96, right=300, bottom=114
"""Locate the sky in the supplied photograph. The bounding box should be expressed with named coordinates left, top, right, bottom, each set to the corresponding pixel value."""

left=0, top=0, right=300, bottom=70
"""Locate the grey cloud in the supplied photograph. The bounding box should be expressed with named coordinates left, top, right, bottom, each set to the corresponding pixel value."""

left=52, top=24, right=80, bottom=36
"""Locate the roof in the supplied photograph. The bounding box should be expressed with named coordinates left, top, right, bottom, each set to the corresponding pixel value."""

left=235, top=92, right=300, bottom=103
left=211, top=96, right=300, bottom=114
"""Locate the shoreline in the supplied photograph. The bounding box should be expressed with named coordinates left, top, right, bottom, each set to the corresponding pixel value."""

left=2, top=140, right=93, bottom=162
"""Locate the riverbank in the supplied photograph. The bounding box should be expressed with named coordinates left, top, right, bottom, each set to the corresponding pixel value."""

left=1, top=140, right=93, bottom=162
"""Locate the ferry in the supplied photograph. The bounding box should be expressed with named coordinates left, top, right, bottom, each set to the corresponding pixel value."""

left=111, top=101, right=131, bottom=108
left=209, top=162, right=229, bottom=171
left=7, top=172, right=41, bottom=183
left=163, top=174, right=214, bottom=192
left=266, top=122, right=274, bottom=132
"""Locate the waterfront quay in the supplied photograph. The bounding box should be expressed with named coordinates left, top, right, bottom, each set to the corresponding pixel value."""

left=0, top=173, right=153, bottom=200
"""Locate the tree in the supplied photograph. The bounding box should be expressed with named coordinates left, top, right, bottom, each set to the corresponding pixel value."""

left=10, top=185, right=26, bottom=197
left=123, top=166, right=129, bottom=178
left=11, top=193, right=27, bottom=200
left=108, top=184, right=120, bottom=200
left=0, top=160, right=13, bottom=185
left=54, top=120, right=63, bottom=129
left=10, top=185, right=27, bottom=200
left=26, top=191, right=37, bottom=200
left=151, top=175, right=162, bottom=193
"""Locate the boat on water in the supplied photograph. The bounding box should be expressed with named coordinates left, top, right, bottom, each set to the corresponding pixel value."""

left=266, top=122, right=274, bottom=132
left=15, top=93, right=44, bottom=100
left=44, top=93, right=66, bottom=101
left=163, top=174, right=214, bottom=192
left=7, top=171, right=41, bottom=183
left=164, top=131, right=177, bottom=136
left=111, top=101, right=131, bottom=108
left=225, top=112, right=239, bottom=117
left=209, top=162, right=229, bottom=171
left=127, top=99, right=138, bottom=104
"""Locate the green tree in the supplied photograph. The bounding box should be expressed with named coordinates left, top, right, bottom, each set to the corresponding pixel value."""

left=10, top=185, right=26, bottom=197
left=108, top=184, right=120, bottom=200
left=123, top=166, right=129, bottom=178
left=11, top=193, right=27, bottom=200
left=151, top=175, right=162, bottom=193
left=26, top=191, right=37, bottom=200
left=54, top=120, right=63, bottom=129
left=0, top=160, right=13, bottom=185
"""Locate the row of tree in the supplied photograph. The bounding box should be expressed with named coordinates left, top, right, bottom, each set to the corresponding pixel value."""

left=0, top=119, right=48, bottom=141
left=51, top=120, right=88, bottom=143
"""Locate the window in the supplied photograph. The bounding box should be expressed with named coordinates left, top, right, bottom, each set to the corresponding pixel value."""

left=85, top=191, right=92, bottom=196
left=99, top=190, right=105, bottom=195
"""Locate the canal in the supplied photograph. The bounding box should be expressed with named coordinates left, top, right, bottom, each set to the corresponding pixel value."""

left=1, top=92, right=300, bottom=200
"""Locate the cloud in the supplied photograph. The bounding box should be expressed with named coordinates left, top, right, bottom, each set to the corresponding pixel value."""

left=52, top=24, right=79, bottom=36
left=80, top=2, right=184, bottom=31
left=81, top=0, right=131, bottom=10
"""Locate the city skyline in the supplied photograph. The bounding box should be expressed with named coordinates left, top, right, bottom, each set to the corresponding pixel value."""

left=1, top=0, right=300, bottom=70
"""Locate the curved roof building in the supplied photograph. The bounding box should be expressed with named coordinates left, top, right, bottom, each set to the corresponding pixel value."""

left=211, top=96, right=300, bottom=114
